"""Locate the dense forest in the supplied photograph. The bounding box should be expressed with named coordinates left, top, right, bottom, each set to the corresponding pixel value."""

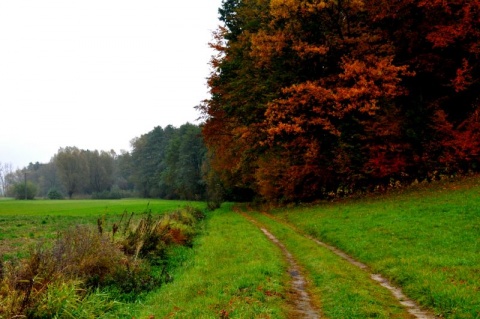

left=0, top=123, right=207, bottom=201
left=198, top=0, right=480, bottom=202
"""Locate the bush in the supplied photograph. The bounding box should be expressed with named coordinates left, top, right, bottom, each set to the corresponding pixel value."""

left=121, top=206, right=204, bottom=261
left=47, top=188, right=64, bottom=200
left=91, top=186, right=125, bottom=199
left=51, top=226, right=125, bottom=284
left=91, top=190, right=122, bottom=199
left=10, top=182, right=37, bottom=200
left=104, top=258, right=163, bottom=302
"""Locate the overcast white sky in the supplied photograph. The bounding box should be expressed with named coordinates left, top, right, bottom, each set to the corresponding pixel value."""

left=0, top=0, right=222, bottom=169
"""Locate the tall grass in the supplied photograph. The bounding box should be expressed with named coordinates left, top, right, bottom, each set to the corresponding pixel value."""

left=270, top=176, right=480, bottom=318
left=0, top=202, right=207, bottom=318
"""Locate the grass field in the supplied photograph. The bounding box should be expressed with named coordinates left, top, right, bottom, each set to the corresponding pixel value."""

left=0, top=198, right=210, bottom=318
left=270, top=176, right=480, bottom=318
left=0, top=198, right=198, bottom=216
left=0, top=198, right=204, bottom=259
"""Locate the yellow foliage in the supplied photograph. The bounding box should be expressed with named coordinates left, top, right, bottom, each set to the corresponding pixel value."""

left=270, top=0, right=298, bottom=19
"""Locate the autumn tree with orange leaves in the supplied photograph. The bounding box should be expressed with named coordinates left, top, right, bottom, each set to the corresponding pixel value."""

left=199, top=0, right=480, bottom=202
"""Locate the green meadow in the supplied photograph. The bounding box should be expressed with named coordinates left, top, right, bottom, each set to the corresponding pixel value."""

left=270, top=177, right=480, bottom=318
left=0, top=198, right=197, bottom=216
left=0, top=199, right=203, bottom=259
left=0, top=200, right=289, bottom=318
left=244, top=209, right=412, bottom=318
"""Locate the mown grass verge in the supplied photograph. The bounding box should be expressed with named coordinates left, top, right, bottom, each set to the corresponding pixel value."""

left=243, top=209, right=413, bottom=319
left=129, top=203, right=288, bottom=319
left=269, top=176, right=480, bottom=318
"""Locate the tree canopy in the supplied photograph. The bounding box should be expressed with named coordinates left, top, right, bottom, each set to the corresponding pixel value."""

left=199, top=0, right=480, bottom=201
left=130, top=123, right=207, bottom=200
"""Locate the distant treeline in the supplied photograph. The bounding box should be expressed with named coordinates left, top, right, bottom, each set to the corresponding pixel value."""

left=0, top=123, right=208, bottom=201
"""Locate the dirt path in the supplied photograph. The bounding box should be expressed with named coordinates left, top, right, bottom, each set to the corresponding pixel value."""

left=261, top=227, right=321, bottom=319
left=239, top=211, right=321, bottom=319
left=259, top=211, right=436, bottom=319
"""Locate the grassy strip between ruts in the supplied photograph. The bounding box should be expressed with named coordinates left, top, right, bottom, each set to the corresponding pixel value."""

left=244, top=209, right=414, bottom=319
left=269, top=177, right=480, bottom=319
left=127, top=203, right=288, bottom=319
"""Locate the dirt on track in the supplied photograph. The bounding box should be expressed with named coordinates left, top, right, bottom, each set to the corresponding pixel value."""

left=238, top=210, right=321, bottom=319
left=239, top=208, right=437, bottom=319
left=308, top=236, right=434, bottom=319
left=257, top=210, right=437, bottom=319
left=260, top=227, right=321, bottom=319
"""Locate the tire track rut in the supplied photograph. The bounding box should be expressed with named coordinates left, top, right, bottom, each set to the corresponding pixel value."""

left=258, top=211, right=436, bottom=319
left=239, top=211, right=321, bottom=319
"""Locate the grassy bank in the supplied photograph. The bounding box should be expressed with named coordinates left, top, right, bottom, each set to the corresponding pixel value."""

left=129, top=203, right=288, bottom=318
left=270, top=177, right=480, bottom=318
left=2, top=177, right=479, bottom=318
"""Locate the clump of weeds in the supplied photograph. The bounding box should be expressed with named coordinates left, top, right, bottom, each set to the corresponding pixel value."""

left=0, top=205, right=206, bottom=318
left=0, top=231, right=124, bottom=318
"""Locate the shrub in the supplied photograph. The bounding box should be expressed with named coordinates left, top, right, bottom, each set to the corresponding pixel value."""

left=47, top=188, right=64, bottom=200
left=186, top=205, right=206, bottom=221
left=121, top=206, right=204, bottom=261
left=104, top=258, right=163, bottom=302
left=51, top=225, right=125, bottom=285
left=122, top=211, right=167, bottom=260
left=91, top=190, right=123, bottom=199
left=10, top=182, right=37, bottom=200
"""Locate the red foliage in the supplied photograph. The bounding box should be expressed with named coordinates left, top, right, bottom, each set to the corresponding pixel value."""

left=167, top=228, right=188, bottom=245
left=430, top=107, right=480, bottom=171
left=199, top=0, right=480, bottom=201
